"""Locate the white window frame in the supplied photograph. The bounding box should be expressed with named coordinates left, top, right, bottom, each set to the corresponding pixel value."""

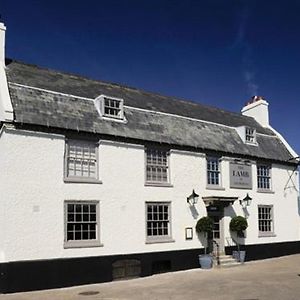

left=64, top=200, right=102, bottom=248
left=145, top=202, right=174, bottom=244
left=94, top=94, right=125, bottom=121
left=206, top=156, right=223, bottom=189
left=257, top=164, right=272, bottom=191
left=64, top=139, right=101, bottom=183
left=258, top=205, right=275, bottom=237
left=145, top=147, right=171, bottom=186
left=245, top=127, right=257, bottom=144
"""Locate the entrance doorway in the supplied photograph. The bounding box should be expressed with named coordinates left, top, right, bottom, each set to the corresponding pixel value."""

left=207, top=205, right=224, bottom=254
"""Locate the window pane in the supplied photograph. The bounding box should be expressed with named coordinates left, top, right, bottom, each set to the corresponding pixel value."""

left=90, top=231, right=96, bottom=239
left=68, top=213, right=74, bottom=222
left=90, top=213, right=96, bottom=222
left=68, top=204, right=74, bottom=212
left=67, top=231, right=74, bottom=241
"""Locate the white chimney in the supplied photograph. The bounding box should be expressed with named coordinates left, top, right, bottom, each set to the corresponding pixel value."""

left=0, top=22, right=13, bottom=121
left=0, top=22, right=6, bottom=67
left=241, top=96, right=269, bottom=127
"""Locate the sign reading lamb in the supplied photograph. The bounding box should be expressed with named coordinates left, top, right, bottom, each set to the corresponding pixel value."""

left=230, top=162, right=252, bottom=189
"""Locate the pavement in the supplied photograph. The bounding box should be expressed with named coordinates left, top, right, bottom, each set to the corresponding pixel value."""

left=1, top=254, right=300, bottom=300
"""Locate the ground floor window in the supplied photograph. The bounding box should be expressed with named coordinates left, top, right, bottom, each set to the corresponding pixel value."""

left=64, top=201, right=101, bottom=248
left=258, top=205, right=274, bottom=236
left=146, top=202, right=172, bottom=243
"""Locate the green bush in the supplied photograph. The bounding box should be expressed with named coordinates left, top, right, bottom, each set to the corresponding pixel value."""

left=195, top=216, right=214, bottom=234
left=230, top=216, right=248, bottom=234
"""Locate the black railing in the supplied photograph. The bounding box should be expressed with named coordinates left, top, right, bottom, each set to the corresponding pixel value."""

left=212, top=240, right=220, bottom=265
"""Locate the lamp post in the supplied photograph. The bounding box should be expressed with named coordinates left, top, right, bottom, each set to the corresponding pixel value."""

left=187, top=189, right=199, bottom=205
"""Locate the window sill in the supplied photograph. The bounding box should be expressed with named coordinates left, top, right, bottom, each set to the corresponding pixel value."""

left=145, top=182, right=173, bottom=188
left=101, top=115, right=127, bottom=123
left=206, top=185, right=225, bottom=191
left=145, top=238, right=175, bottom=244
left=257, top=189, right=274, bottom=194
left=258, top=233, right=276, bottom=238
left=64, top=177, right=103, bottom=184
left=64, top=241, right=104, bottom=249
left=245, top=141, right=258, bottom=146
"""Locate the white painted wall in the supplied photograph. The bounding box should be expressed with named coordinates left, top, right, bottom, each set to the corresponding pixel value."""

left=0, top=126, right=299, bottom=262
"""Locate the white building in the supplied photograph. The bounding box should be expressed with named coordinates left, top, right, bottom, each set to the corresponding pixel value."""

left=0, top=22, right=299, bottom=292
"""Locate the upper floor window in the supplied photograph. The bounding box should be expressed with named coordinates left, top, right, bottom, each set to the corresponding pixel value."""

left=145, top=148, right=169, bottom=185
left=94, top=95, right=124, bottom=120
left=245, top=127, right=256, bottom=144
left=65, top=139, right=99, bottom=183
left=258, top=205, right=274, bottom=236
left=207, top=156, right=221, bottom=186
left=64, top=201, right=101, bottom=248
left=257, top=164, right=271, bottom=190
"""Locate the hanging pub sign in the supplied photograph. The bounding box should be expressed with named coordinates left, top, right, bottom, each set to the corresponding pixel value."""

left=229, top=162, right=252, bottom=189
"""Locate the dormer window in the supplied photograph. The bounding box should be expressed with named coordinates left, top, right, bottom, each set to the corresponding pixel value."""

left=94, top=95, right=125, bottom=121
left=235, top=126, right=257, bottom=145
left=245, top=127, right=256, bottom=144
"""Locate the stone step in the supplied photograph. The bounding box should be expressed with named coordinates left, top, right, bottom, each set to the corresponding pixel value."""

left=220, top=261, right=243, bottom=268
left=219, top=258, right=237, bottom=264
left=213, top=254, right=244, bottom=268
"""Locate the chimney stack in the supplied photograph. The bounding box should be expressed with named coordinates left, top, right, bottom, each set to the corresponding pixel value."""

left=0, top=22, right=6, bottom=67
left=241, top=96, right=269, bottom=127
left=0, top=22, right=13, bottom=121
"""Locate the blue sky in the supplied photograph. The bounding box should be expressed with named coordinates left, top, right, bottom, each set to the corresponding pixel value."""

left=2, top=0, right=300, bottom=156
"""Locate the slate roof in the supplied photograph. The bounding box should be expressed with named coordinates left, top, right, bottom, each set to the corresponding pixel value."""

left=5, top=59, right=294, bottom=163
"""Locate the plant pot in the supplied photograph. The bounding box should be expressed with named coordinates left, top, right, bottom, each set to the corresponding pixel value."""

left=198, top=254, right=213, bottom=269
left=238, top=251, right=246, bottom=263
left=232, top=250, right=239, bottom=261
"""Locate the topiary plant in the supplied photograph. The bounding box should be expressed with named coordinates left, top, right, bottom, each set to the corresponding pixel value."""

left=230, top=216, right=248, bottom=237
left=196, top=216, right=214, bottom=254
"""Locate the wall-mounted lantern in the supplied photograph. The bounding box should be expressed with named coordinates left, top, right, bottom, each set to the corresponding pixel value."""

left=187, top=189, right=199, bottom=205
left=239, top=193, right=252, bottom=208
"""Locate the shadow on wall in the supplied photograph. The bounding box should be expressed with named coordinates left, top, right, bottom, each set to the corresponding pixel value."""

left=189, top=205, right=199, bottom=219
left=226, top=205, right=237, bottom=218
left=242, top=207, right=250, bottom=218
left=230, top=231, right=246, bottom=246
left=196, top=231, right=208, bottom=252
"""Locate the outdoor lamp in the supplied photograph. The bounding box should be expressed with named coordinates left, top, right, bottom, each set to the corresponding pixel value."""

left=240, top=193, right=252, bottom=208
left=187, top=189, right=199, bottom=205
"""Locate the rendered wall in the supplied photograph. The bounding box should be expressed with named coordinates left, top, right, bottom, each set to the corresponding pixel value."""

left=0, top=126, right=299, bottom=263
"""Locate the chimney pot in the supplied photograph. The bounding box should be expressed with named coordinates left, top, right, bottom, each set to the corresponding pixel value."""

left=0, top=22, right=6, bottom=67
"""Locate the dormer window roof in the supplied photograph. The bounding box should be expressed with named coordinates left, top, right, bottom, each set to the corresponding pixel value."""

left=94, top=95, right=126, bottom=122
left=245, top=127, right=256, bottom=144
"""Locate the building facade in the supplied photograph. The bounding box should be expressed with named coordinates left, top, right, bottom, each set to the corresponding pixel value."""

left=0, top=22, right=299, bottom=292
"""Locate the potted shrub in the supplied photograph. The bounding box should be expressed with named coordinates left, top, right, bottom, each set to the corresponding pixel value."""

left=229, top=216, right=248, bottom=263
left=195, top=216, right=214, bottom=269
